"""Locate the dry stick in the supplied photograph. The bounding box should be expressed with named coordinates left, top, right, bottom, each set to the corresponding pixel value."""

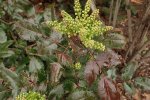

left=129, top=40, right=150, bottom=62
left=112, top=0, right=122, bottom=28
left=90, top=0, right=97, bottom=13
left=109, top=0, right=114, bottom=25
left=50, top=3, right=57, bottom=21
left=125, top=24, right=145, bottom=60
left=142, top=2, right=150, bottom=22
left=125, top=4, right=150, bottom=60
left=125, top=0, right=132, bottom=42
left=137, top=24, right=150, bottom=49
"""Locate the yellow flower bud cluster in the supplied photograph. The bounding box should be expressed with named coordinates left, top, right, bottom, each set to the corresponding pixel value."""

left=74, top=0, right=81, bottom=17
left=47, top=0, right=113, bottom=51
left=16, top=91, right=45, bottom=100
left=74, top=62, right=81, bottom=70
left=82, top=0, right=91, bottom=18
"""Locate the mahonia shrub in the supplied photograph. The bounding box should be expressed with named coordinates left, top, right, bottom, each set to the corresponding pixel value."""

left=16, top=91, right=45, bottom=100
left=47, top=0, right=113, bottom=51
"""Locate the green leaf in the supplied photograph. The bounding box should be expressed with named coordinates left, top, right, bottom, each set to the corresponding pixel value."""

left=0, top=62, right=19, bottom=99
left=20, top=30, right=41, bottom=41
left=14, top=21, right=42, bottom=41
left=122, top=62, right=138, bottom=80
left=0, top=90, right=7, bottom=100
left=98, top=77, right=120, bottom=100
left=134, top=77, right=150, bottom=91
left=0, top=40, right=13, bottom=49
left=29, top=57, right=43, bottom=73
left=0, top=29, right=7, bottom=43
left=0, top=50, right=14, bottom=58
left=27, top=6, right=35, bottom=16
left=67, top=90, right=96, bottom=100
left=104, top=33, right=126, bottom=49
left=49, top=84, right=64, bottom=99
left=123, top=82, right=135, bottom=95
left=107, top=68, right=117, bottom=79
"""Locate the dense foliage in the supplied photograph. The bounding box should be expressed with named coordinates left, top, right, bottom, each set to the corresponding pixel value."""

left=0, top=0, right=149, bottom=100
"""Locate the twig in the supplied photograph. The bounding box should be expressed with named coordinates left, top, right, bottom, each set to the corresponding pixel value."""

left=125, top=0, right=132, bottom=42
left=129, top=40, right=150, bottom=62
left=137, top=24, right=150, bottom=49
left=112, top=0, right=121, bottom=27
left=109, top=0, right=114, bottom=25
left=142, top=2, right=150, bottom=22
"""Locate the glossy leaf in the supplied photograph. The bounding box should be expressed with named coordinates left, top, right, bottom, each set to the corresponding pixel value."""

left=0, top=29, right=7, bottom=43
left=29, top=57, right=43, bottom=73
left=67, top=90, right=96, bottom=100
left=84, top=60, right=100, bottom=86
left=0, top=62, right=19, bottom=99
left=56, top=51, right=72, bottom=65
left=85, top=50, right=121, bottom=85
left=122, top=62, right=138, bottom=80
left=98, top=77, right=120, bottom=100
left=0, top=50, right=14, bottom=58
left=123, top=82, right=135, bottom=95
left=50, top=62, right=62, bottom=84
left=104, top=33, right=126, bottom=49
left=49, top=84, right=64, bottom=99
left=134, top=77, right=150, bottom=91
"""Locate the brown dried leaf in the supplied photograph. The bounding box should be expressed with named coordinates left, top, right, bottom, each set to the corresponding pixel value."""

left=98, top=77, right=120, bottom=100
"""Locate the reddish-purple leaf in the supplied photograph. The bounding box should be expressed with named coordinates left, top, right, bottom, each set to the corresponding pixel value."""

left=56, top=51, right=72, bottom=65
left=84, top=50, right=121, bottom=85
left=51, top=62, right=62, bottom=84
left=84, top=61, right=100, bottom=86
left=98, top=77, right=120, bottom=100
left=96, top=49, right=121, bottom=67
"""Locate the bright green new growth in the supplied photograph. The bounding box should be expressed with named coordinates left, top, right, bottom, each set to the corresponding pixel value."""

left=47, top=0, right=113, bottom=50
left=16, top=91, right=45, bottom=100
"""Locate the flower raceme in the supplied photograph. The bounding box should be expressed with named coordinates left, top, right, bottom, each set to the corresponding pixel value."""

left=16, top=91, right=45, bottom=100
left=47, top=0, right=113, bottom=51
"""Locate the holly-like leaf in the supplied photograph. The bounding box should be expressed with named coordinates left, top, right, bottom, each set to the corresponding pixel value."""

left=123, top=82, right=135, bottom=95
left=0, top=29, right=7, bottom=43
left=0, top=50, right=14, bottom=58
left=104, top=33, right=126, bottom=49
left=122, top=62, right=138, bottom=80
left=50, top=31, right=62, bottom=43
left=98, top=77, right=120, bottom=100
left=56, top=51, right=72, bottom=65
left=67, top=90, right=96, bottom=100
left=49, top=84, right=64, bottom=99
left=0, top=40, right=13, bottom=50
left=50, top=62, right=62, bottom=84
left=84, top=60, right=100, bottom=86
left=20, top=30, right=42, bottom=41
left=14, top=21, right=42, bottom=41
left=0, top=62, right=19, bottom=99
left=96, top=49, right=121, bottom=67
left=134, top=77, right=150, bottom=91
left=29, top=57, right=43, bottom=73
left=85, top=50, right=121, bottom=85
